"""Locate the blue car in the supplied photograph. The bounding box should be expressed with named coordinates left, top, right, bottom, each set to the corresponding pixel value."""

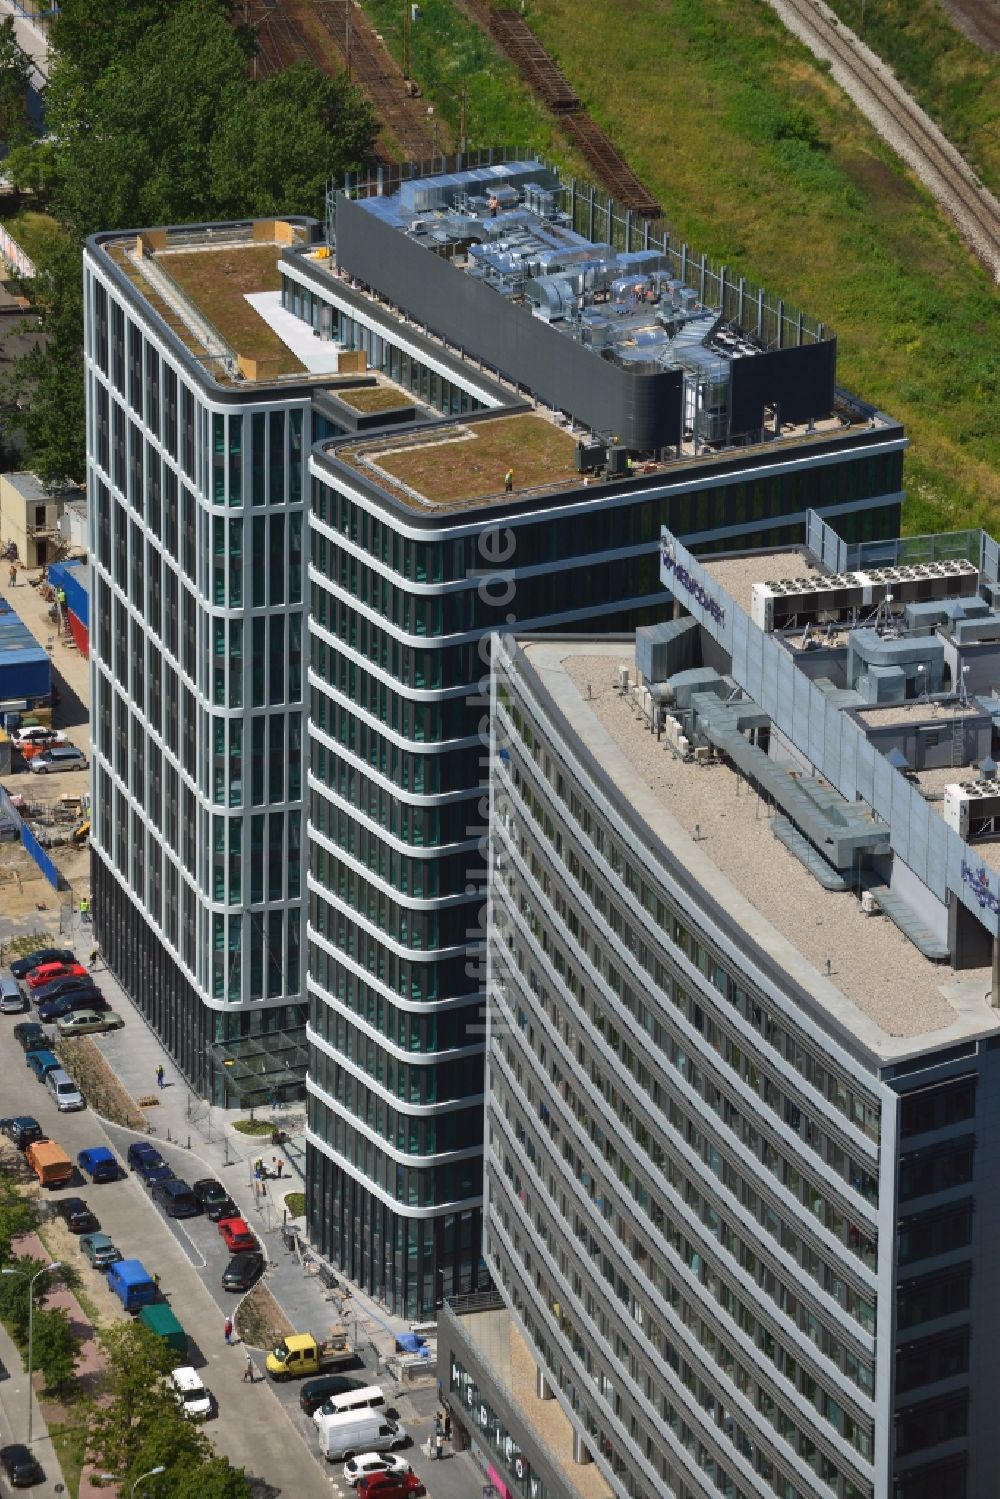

left=37, top=991, right=104, bottom=1023
left=126, top=1141, right=174, bottom=1186
left=77, top=1147, right=120, bottom=1183
left=32, top=975, right=100, bottom=1003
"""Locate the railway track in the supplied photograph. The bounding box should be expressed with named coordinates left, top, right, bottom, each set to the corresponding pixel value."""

left=246, top=0, right=313, bottom=76
left=767, top=0, right=1000, bottom=282
left=458, top=2, right=660, bottom=216
left=313, top=0, right=438, bottom=160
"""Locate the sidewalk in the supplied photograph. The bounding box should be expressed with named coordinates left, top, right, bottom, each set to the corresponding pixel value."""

left=0, top=1244, right=70, bottom=1499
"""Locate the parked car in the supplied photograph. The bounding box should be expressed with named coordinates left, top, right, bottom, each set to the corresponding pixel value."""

left=37, top=991, right=106, bottom=1023
left=192, top=1178, right=233, bottom=1216
left=126, top=1142, right=174, bottom=1186
left=28, top=745, right=88, bottom=774
left=221, top=1252, right=265, bottom=1292
left=46, top=1068, right=85, bottom=1112
left=77, top=1146, right=120, bottom=1182
left=356, top=1474, right=422, bottom=1499
left=13, top=1022, right=47, bottom=1051
left=26, top=962, right=87, bottom=990
left=55, top=1197, right=99, bottom=1234
left=26, top=1048, right=61, bottom=1081
left=344, top=1455, right=415, bottom=1490
left=12, top=726, right=67, bottom=750
left=218, top=1216, right=258, bottom=1253
left=79, top=1232, right=122, bottom=1269
left=31, top=974, right=101, bottom=1002
left=57, top=1009, right=123, bottom=1037
left=0, top=1116, right=45, bottom=1150
left=300, top=1374, right=368, bottom=1417
left=0, top=973, right=27, bottom=1013
left=10, top=948, right=73, bottom=979
left=171, top=1365, right=212, bottom=1420
left=0, top=1443, right=44, bottom=1487
left=151, top=1178, right=200, bottom=1218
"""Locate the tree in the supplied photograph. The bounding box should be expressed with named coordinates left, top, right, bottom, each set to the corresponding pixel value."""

left=31, top=1304, right=80, bottom=1393
left=0, top=1174, right=36, bottom=1261
left=11, top=0, right=376, bottom=477
left=87, top=1323, right=251, bottom=1497
left=0, top=17, right=34, bottom=152
left=0, top=1256, right=54, bottom=1345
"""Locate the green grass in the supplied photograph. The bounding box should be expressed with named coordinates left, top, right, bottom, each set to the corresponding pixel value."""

left=233, top=1118, right=279, bottom=1137
left=282, top=1191, right=305, bottom=1217
left=338, top=385, right=415, bottom=413
left=0, top=211, right=63, bottom=271
left=357, top=0, right=571, bottom=162
left=515, top=0, right=1000, bottom=532
left=2, top=931, right=53, bottom=960
left=821, top=0, right=1000, bottom=197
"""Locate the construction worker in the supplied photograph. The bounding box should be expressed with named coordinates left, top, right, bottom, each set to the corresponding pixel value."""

left=80, top=894, right=90, bottom=920
left=57, top=587, right=66, bottom=612
left=504, top=468, right=514, bottom=493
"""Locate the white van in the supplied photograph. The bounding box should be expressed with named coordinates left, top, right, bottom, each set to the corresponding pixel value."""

left=46, top=1068, right=85, bottom=1112
left=317, top=1411, right=407, bottom=1463
left=171, top=1365, right=212, bottom=1420
left=324, top=1384, right=386, bottom=1418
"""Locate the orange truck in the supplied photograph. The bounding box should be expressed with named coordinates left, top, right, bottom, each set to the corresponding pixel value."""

left=25, top=1139, right=73, bottom=1188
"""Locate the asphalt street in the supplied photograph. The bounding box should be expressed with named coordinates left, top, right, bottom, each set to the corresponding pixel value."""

left=1, top=991, right=487, bottom=1499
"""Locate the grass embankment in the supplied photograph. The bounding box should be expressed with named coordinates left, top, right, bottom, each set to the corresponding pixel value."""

left=518, top=0, right=999, bottom=533
left=822, top=0, right=1000, bottom=197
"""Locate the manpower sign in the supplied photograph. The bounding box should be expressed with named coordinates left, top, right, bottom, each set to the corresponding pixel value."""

left=659, top=529, right=732, bottom=649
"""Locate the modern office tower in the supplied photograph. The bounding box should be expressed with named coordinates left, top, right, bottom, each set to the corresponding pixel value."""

left=83, top=155, right=909, bottom=1311
left=469, top=519, right=1000, bottom=1499
left=83, top=219, right=318, bottom=1098
left=292, top=157, right=908, bottom=1314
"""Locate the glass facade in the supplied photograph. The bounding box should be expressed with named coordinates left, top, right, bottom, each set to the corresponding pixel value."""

left=84, top=255, right=308, bottom=1098
left=304, top=358, right=905, bottom=1315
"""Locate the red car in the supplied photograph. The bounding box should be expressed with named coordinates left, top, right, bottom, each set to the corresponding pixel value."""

left=218, top=1216, right=258, bottom=1253
left=27, top=962, right=87, bottom=990
left=357, top=1475, right=423, bottom=1498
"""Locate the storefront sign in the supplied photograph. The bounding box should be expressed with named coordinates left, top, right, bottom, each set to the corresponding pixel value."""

left=660, top=534, right=726, bottom=628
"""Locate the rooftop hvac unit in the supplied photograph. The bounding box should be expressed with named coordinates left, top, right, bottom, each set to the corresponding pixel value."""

left=860, top=891, right=880, bottom=916
left=942, top=780, right=1000, bottom=838
left=617, top=666, right=630, bottom=691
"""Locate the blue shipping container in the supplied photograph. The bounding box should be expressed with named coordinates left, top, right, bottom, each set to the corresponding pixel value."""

left=0, top=600, right=50, bottom=703
left=47, top=560, right=88, bottom=630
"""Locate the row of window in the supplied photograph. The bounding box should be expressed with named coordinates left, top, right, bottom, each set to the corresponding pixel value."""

left=311, top=714, right=480, bottom=797
left=311, top=446, right=902, bottom=578
left=310, top=1046, right=482, bottom=1155
left=493, top=965, right=876, bottom=1444
left=310, top=1004, right=476, bottom=1104
left=308, top=893, right=469, bottom=1002
left=308, top=979, right=480, bottom=1058
left=499, top=684, right=881, bottom=1144
left=312, top=804, right=475, bottom=899
left=306, top=1091, right=482, bottom=1206
left=309, top=768, right=477, bottom=850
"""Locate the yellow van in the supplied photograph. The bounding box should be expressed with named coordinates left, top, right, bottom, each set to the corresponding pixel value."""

left=25, top=1139, right=73, bottom=1188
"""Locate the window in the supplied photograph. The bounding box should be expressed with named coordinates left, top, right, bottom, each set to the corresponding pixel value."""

left=894, top=1392, right=967, bottom=1456
left=895, top=1327, right=970, bottom=1394
left=898, top=1137, right=974, bottom=1202
left=900, top=1077, right=976, bottom=1138
left=893, top=1454, right=967, bottom=1499
left=896, top=1264, right=971, bottom=1330
left=897, top=1201, right=973, bottom=1266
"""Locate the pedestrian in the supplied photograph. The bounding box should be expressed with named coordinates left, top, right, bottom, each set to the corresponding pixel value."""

left=488, top=194, right=499, bottom=218
left=243, top=1354, right=255, bottom=1383
left=88, top=947, right=99, bottom=969
left=434, top=1413, right=442, bottom=1438
left=57, top=587, right=66, bottom=609
left=504, top=467, right=513, bottom=493
left=444, top=1411, right=452, bottom=1441
left=435, top=1432, right=444, bottom=1461
left=79, top=895, right=90, bottom=919
left=156, top=1064, right=165, bottom=1089
left=153, top=1272, right=161, bottom=1290
left=7, top=562, right=15, bottom=586
left=224, top=1316, right=233, bottom=1345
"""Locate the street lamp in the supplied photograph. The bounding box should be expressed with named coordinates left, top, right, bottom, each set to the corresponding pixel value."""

left=97, top=1466, right=166, bottom=1496
left=1, top=1261, right=62, bottom=1446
